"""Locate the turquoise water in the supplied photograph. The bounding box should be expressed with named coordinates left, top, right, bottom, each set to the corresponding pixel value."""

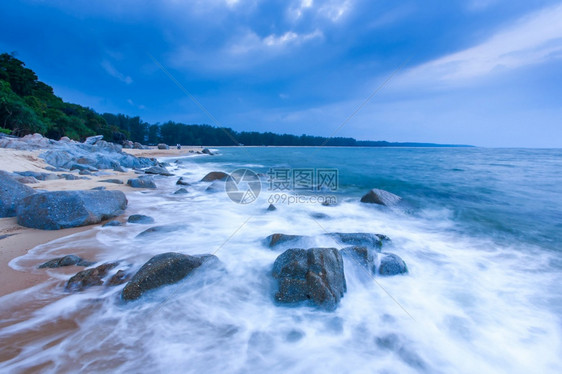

left=197, top=147, right=562, bottom=251
left=2, top=147, right=561, bottom=373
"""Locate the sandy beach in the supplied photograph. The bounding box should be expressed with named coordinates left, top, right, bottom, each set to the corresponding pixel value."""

left=0, top=146, right=200, bottom=297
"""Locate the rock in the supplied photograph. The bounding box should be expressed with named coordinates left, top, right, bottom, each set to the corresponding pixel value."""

left=144, top=166, right=173, bottom=176
left=106, top=269, right=131, bottom=286
left=265, top=233, right=308, bottom=248
left=12, top=175, right=39, bottom=184
left=79, top=170, right=92, bottom=175
left=267, top=204, right=277, bottom=211
left=378, top=253, right=408, bottom=276
left=176, top=177, right=190, bottom=186
left=65, top=262, right=118, bottom=292
left=174, top=188, right=188, bottom=195
left=340, top=246, right=374, bottom=269
left=100, top=179, right=124, bottom=184
left=121, top=252, right=217, bottom=301
left=360, top=188, right=402, bottom=206
left=136, top=224, right=187, bottom=238
left=127, top=176, right=156, bottom=189
left=133, top=142, right=146, bottom=149
left=113, top=164, right=126, bottom=172
left=59, top=136, right=71, bottom=143
left=310, top=212, right=329, bottom=219
left=0, top=171, right=36, bottom=217
left=327, top=233, right=388, bottom=249
left=84, top=135, right=104, bottom=145
left=200, top=171, right=228, bottom=182
left=272, top=248, right=346, bottom=311
left=70, top=164, right=98, bottom=172
left=16, top=190, right=127, bottom=230
left=127, top=214, right=155, bottom=224
left=38, top=255, right=95, bottom=268
left=91, top=186, right=106, bottom=191
left=157, top=143, right=169, bottom=150
left=103, top=220, right=122, bottom=227
left=202, top=148, right=214, bottom=155
left=205, top=180, right=225, bottom=192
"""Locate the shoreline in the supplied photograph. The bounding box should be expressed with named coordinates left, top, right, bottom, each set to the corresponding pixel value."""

left=0, top=146, right=199, bottom=298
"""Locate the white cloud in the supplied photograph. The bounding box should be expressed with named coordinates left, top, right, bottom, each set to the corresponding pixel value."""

left=101, top=60, right=133, bottom=84
left=229, top=29, right=323, bottom=55
left=406, top=3, right=562, bottom=83
left=288, top=0, right=352, bottom=22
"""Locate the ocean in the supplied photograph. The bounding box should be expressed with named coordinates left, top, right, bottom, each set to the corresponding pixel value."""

left=2, top=147, right=561, bottom=373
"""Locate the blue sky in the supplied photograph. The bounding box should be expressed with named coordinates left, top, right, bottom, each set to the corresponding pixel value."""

left=1, top=0, right=561, bottom=147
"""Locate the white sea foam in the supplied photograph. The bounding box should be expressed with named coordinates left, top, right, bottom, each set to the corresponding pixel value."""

left=2, top=160, right=561, bottom=373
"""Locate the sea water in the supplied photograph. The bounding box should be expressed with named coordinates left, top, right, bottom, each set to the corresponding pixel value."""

left=1, top=147, right=561, bottom=373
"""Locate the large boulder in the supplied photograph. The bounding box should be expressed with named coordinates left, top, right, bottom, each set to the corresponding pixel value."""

left=378, top=253, right=408, bottom=276
left=0, top=171, right=36, bottom=217
left=360, top=188, right=402, bottom=206
left=16, top=190, right=127, bottom=230
left=122, top=252, right=217, bottom=301
left=157, top=143, right=169, bottom=150
left=272, top=248, right=346, bottom=311
left=201, top=171, right=228, bottom=182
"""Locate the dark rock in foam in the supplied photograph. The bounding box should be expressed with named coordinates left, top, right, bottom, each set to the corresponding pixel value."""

left=272, top=247, right=346, bottom=311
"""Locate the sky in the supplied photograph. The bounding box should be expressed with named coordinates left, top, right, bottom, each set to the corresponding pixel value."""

left=1, top=0, right=561, bottom=147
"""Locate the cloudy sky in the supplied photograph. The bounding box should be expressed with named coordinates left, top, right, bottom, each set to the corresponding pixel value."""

left=1, top=0, right=561, bottom=147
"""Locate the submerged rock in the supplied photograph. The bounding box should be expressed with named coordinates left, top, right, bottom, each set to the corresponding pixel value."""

left=327, top=232, right=388, bottom=249
left=200, top=171, right=228, bottom=182
left=360, top=188, right=402, bottom=206
left=265, top=233, right=308, bottom=248
left=38, top=255, right=95, bottom=268
left=103, top=220, right=122, bottom=227
left=136, top=224, right=187, bottom=238
left=340, top=246, right=374, bottom=269
left=65, top=262, right=118, bottom=292
left=378, top=253, right=408, bottom=276
left=0, top=171, right=36, bottom=217
left=266, top=204, right=277, bottom=211
left=272, top=247, right=346, bottom=311
left=16, top=190, right=127, bottom=230
left=106, top=269, right=131, bottom=286
left=127, top=214, right=155, bottom=224
left=202, top=148, right=214, bottom=155
left=174, top=188, right=188, bottom=195
left=127, top=176, right=156, bottom=189
left=121, top=252, right=217, bottom=301
left=176, top=177, right=190, bottom=186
